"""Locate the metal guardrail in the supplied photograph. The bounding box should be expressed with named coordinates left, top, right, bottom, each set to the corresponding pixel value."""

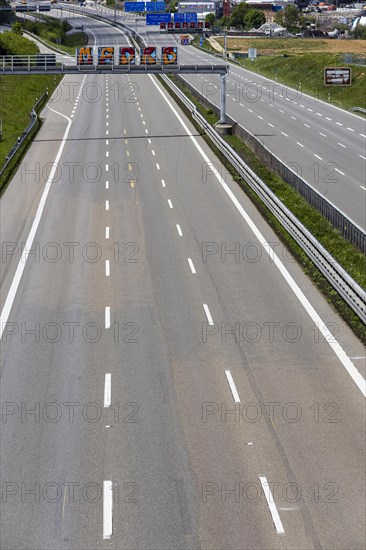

left=0, top=92, right=47, bottom=185
left=350, top=107, right=366, bottom=114
left=178, top=76, right=366, bottom=255
left=161, top=75, right=366, bottom=324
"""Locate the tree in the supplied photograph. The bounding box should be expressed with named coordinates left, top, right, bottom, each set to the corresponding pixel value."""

left=229, top=2, right=250, bottom=29
left=274, top=5, right=300, bottom=32
left=216, top=16, right=230, bottom=28
left=166, top=0, right=177, bottom=13
left=244, top=9, right=265, bottom=30
left=205, top=13, right=216, bottom=25
left=11, top=22, right=23, bottom=35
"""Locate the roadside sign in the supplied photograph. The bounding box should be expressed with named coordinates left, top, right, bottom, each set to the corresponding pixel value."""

left=248, top=48, right=257, bottom=60
left=181, top=35, right=190, bottom=45
left=324, top=67, right=351, bottom=86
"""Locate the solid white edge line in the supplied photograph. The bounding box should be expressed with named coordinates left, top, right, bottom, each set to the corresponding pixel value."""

left=176, top=224, right=182, bottom=236
left=225, top=370, right=240, bottom=404
left=0, top=105, right=72, bottom=340
left=105, top=307, right=111, bottom=329
left=103, top=480, right=113, bottom=539
left=104, top=373, right=111, bottom=408
left=105, top=260, right=110, bottom=277
left=203, top=304, right=214, bottom=326
left=149, top=75, right=366, bottom=397
left=259, top=477, right=285, bottom=534
left=188, top=258, right=196, bottom=274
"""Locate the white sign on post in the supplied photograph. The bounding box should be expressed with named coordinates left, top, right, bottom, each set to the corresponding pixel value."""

left=248, top=48, right=257, bottom=61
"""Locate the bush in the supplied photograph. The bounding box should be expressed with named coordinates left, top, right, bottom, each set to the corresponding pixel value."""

left=11, top=22, right=23, bottom=35
left=0, top=32, right=39, bottom=55
left=354, top=26, right=366, bottom=39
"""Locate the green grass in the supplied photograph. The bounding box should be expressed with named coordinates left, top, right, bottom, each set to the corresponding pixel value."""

left=160, top=74, right=366, bottom=343
left=20, top=14, right=88, bottom=54
left=196, top=39, right=366, bottom=110
left=0, top=74, right=63, bottom=188
left=239, top=53, right=366, bottom=110
left=60, top=31, right=88, bottom=53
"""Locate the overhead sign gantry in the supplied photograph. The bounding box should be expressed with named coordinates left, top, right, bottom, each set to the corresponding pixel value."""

left=0, top=47, right=229, bottom=122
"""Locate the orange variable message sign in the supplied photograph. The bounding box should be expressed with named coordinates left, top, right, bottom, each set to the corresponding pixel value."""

left=98, top=46, right=114, bottom=64
left=119, top=47, right=136, bottom=65
left=76, top=47, right=93, bottom=65
left=141, top=46, right=156, bottom=65
left=162, top=46, right=178, bottom=65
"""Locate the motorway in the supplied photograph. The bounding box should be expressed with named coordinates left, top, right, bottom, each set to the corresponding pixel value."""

left=53, top=5, right=366, bottom=227
left=142, top=31, right=366, bottom=229
left=1, top=10, right=366, bottom=550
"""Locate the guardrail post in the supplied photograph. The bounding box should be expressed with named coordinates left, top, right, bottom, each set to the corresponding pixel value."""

left=219, top=73, right=226, bottom=124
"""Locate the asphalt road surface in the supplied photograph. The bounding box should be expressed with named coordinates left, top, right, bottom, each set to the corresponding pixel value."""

left=145, top=32, right=366, bottom=229
left=55, top=6, right=366, bottom=228
left=1, top=14, right=365, bottom=550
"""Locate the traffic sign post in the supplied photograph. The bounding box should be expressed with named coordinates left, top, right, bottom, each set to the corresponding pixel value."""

left=248, top=48, right=257, bottom=62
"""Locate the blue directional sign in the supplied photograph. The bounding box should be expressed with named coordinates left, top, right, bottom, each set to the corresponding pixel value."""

left=145, top=2, right=157, bottom=11
left=174, top=13, right=185, bottom=22
left=125, top=2, right=145, bottom=12
left=185, top=12, right=197, bottom=23
left=156, top=2, right=166, bottom=10
left=146, top=13, right=171, bottom=25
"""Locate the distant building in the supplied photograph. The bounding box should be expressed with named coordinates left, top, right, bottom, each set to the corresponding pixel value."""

left=177, top=1, right=218, bottom=19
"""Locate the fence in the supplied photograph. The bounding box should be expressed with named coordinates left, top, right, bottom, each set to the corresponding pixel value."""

left=177, top=75, right=366, bottom=254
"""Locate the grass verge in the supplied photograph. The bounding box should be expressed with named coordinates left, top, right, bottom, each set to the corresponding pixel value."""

left=195, top=38, right=366, bottom=110
left=0, top=74, right=63, bottom=194
left=158, top=74, right=366, bottom=343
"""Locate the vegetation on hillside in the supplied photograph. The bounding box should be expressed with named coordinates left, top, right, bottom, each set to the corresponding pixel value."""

left=20, top=15, right=72, bottom=45
left=239, top=52, right=366, bottom=109
left=0, top=28, right=39, bottom=55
